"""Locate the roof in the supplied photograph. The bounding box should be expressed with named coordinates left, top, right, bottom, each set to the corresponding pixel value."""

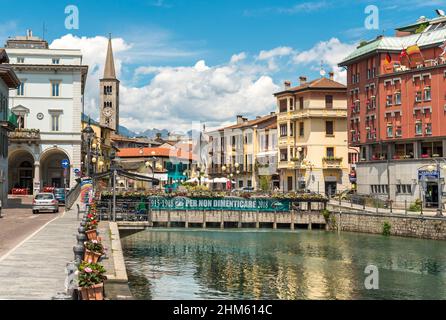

left=0, top=65, right=20, bottom=88
left=103, top=36, right=116, bottom=79
left=220, top=114, right=277, bottom=131
left=118, top=147, right=196, bottom=161
left=340, top=26, right=446, bottom=66
left=274, top=77, right=346, bottom=96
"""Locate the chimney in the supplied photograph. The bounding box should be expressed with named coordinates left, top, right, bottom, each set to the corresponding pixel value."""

left=284, top=80, right=291, bottom=89
left=329, top=72, right=334, bottom=80
left=237, top=115, right=244, bottom=124
left=299, top=76, right=307, bottom=85
left=256, top=116, right=261, bottom=119
left=242, top=117, right=248, bottom=123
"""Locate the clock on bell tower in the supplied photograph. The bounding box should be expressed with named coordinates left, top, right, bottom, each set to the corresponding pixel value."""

left=99, top=34, right=120, bottom=133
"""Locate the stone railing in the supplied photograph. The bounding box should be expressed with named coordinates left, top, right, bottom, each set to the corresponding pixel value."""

left=322, top=157, right=342, bottom=169
left=8, top=129, right=41, bottom=141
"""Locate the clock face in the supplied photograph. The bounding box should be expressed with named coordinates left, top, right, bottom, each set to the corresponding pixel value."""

left=103, top=107, right=113, bottom=117
left=37, top=113, right=44, bottom=120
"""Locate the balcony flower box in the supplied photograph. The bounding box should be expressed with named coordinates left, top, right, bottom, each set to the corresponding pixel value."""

left=421, top=154, right=430, bottom=159
left=392, top=155, right=401, bottom=160
left=433, top=154, right=440, bottom=158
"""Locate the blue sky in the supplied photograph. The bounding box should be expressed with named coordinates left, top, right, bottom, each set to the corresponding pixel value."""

left=1, top=0, right=445, bottom=132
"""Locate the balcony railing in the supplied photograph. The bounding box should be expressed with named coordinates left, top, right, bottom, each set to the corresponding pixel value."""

left=8, top=129, right=41, bottom=141
left=322, top=157, right=343, bottom=169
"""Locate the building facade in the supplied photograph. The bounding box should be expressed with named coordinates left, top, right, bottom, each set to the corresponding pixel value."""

left=0, top=49, right=20, bottom=204
left=339, top=13, right=446, bottom=208
left=207, top=114, right=278, bottom=190
left=275, top=75, right=352, bottom=195
left=5, top=31, right=88, bottom=194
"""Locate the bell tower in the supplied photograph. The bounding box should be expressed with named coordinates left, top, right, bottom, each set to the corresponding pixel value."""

left=99, top=34, right=119, bottom=132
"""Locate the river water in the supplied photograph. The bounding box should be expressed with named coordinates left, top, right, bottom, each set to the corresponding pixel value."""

left=121, top=229, right=446, bottom=300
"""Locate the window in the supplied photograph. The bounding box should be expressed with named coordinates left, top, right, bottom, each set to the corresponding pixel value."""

left=394, top=92, right=401, bottom=105
left=17, top=82, right=25, bottom=96
left=395, top=126, right=402, bottom=137
left=51, top=114, right=60, bottom=131
left=279, top=99, right=287, bottom=113
left=424, top=87, right=431, bottom=101
left=104, top=86, right=113, bottom=95
left=426, top=123, right=432, bottom=135
left=387, top=125, right=393, bottom=137
left=299, top=97, right=304, bottom=110
left=52, top=58, right=60, bottom=64
left=17, top=57, right=25, bottom=64
left=239, top=180, right=244, bottom=188
left=396, top=184, right=412, bottom=195
left=325, top=121, right=334, bottom=136
left=247, top=180, right=252, bottom=187
left=290, top=98, right=294, bottom=110
left=415, top=122, right=423, bottom=135
left=280, top=149, right=288, bottom=161
left=280, top=124, right=287, bottom=137
left=17, top=115, right=25, bottom=129
left=326, top=147, right=334, bottom=158
left=51, top=82, right=60, bottom=97
left=325, top=95, right=333, bottom=108
left=386, top=95, right=393, bottom=106
left=415, top=91, right=422, bottom=102
left=289, top=123, right=294, bottom=137
left=299, top=122, right=304, bottom=137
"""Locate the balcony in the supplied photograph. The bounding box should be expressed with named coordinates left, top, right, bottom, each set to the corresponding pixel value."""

left=322, top=157, right=343, bottom=169
left=8, top=129, right=41, bottom=142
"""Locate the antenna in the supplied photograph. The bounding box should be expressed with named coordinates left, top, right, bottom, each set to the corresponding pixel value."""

left=42, top=22, right=47, bottom=40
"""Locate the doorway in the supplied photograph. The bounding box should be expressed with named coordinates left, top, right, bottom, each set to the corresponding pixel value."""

left=425, top=182, right=439, bottom=208
left=325, top=182, right=337, bottom=197
left=287, top=176, right=293, bottom=191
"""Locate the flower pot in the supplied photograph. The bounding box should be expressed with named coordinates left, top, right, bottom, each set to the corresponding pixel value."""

left=84, top=249, right=102, bottom=263
left=79, top=283, right=104, bottom=300
left=85, top=229, right=98, bottom=241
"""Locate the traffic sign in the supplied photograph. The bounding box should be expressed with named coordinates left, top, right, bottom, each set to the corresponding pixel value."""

left=61, top=159, right=70, bottom=169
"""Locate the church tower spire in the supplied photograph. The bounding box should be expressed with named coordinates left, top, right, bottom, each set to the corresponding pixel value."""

left=99, top=34, right=120, bottom=133
left=103, top=34, right=116, bottom=79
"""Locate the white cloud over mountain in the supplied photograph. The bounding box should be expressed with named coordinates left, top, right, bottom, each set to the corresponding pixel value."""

left=50, top=34, right=355, bottom=133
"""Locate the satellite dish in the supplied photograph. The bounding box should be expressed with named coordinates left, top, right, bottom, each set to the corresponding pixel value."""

left=436, top=9, right=445, bottom=16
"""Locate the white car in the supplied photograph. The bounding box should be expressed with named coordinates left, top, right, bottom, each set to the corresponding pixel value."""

left=32, top=193, right=59, bottom=214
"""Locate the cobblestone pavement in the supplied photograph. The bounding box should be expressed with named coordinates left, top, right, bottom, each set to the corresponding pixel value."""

left=0, top=197, right=62, bottom=258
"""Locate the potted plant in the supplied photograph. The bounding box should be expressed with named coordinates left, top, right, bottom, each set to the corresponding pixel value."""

left=77, top=262, right=107, bottom=300
left=84, top=240, right=105, bottom=263
left=85, top=220, right=99, bottom=241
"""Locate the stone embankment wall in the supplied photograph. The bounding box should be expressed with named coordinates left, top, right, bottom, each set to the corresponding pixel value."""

left=326, top=212, right=446, bottom=240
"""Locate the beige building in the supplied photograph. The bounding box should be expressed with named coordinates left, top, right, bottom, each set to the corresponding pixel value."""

left=275, top=74, right=353, bottom=195
left=207, top=113, right=278, bottom=190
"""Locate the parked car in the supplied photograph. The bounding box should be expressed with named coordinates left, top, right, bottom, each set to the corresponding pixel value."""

left=53, top=188, right=66, bottom=205
left=32, top=193, right=59, bottom=214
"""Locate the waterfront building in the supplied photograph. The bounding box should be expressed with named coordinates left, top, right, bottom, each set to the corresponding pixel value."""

left=81, top=114, right=115, bottom=175
left=0, top=49, right=20, bottom=204
left=274, top=73, right=354, bottom=195
left=207, top=114, right=278, bottom=190
left=5, top=31, right=88, bottom=194
left=339, top=13, right=446, bottom=208
left=117, top=146, right=197, bottom=190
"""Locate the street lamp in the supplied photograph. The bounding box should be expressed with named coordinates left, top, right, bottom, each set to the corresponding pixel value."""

left=82, top=121, right=95, bottom=176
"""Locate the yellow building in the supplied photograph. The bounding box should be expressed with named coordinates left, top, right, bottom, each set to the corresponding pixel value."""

left=207, top=113, right=278, bottom=190
left=275, top=73, right=352, bottom=195
left=81, top=114, right=115, bottom=174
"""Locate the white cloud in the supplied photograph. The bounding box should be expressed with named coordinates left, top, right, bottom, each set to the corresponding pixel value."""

left=257, top=47, right=294, bottom=60
left=292, top=38, right=356, bottom=83
left=230, top=52, right=247, bottom=63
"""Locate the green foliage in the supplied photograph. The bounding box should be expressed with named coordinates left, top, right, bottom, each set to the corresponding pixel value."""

left=415, top=22, right=429, bottom=34
left=321, top=209, right=331, bottom=222
left=84, top=240, right=105, bottom=254
left=323, top=156, right=343, bottom=162
left=409, top=199, right=422, bottom=212
left=382, top=221, right=391, bottom=236
left=358, top=40, right=369, bottom=48
left=78, top=262, right=107, bottom=288
left=259, top=176, right=271, bottom=192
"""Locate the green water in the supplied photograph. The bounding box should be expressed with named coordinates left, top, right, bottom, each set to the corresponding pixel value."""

left=121, top=229, right=446, bottom=300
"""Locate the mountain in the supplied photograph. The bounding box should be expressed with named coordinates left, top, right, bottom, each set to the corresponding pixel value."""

left=117, top=125, right=169, bottom=139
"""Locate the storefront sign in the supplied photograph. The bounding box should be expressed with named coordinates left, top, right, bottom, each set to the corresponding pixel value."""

left=418, top=170, right=440, bottom=180
left=148, top=197, right=291, bottom=212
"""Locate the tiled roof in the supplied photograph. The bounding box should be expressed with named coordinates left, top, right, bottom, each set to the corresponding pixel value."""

left=118, top=147, right=196, bottom=161
left=223, top=114, right=277, bottom=130
left=340, top=28, right=446, bottom=65
left=274, top=77, right=346, bottom=96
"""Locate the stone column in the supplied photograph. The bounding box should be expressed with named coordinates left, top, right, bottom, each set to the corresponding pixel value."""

left=33, top=162, right=40, bottom=195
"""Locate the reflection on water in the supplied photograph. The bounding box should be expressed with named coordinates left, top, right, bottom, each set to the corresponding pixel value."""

left=121, top=229, right=446, bottom=300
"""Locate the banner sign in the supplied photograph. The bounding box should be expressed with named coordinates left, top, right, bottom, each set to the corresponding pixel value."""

left=148, top=197, right=291, bottom=212
left=80, top=178, right=93, bottom=205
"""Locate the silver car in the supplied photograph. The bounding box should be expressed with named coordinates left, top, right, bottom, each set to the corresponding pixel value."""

left=32, top=193, right=59, bottom=214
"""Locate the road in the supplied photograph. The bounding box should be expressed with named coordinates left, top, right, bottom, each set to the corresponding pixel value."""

left=0, top=196, right=62, bottom=258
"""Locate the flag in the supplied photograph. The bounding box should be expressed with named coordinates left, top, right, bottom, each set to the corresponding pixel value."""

left=385, top=52, right=392, bottom=64
left=400, top=49, right=407, bottom=60
left=406, top=45, right=421, bottom=56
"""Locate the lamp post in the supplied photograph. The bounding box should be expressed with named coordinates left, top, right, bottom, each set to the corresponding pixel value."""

left=82, top=121, right=95, bottom=177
